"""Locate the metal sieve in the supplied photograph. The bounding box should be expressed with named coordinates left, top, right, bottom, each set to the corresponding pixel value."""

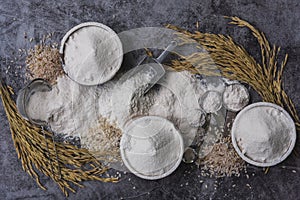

left=16, top=78, right=61, bottom=179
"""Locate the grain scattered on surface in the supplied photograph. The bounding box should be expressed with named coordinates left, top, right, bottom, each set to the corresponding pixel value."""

left=26, top=44, right=64, bottom=84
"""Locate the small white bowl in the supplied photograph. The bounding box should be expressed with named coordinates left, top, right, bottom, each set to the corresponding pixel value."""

left=231, top=102, right=296, bottom=167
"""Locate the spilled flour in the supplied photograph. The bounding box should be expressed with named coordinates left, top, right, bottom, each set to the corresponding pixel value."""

left=27, top=76, right=99, bottom=135
left=26, top=70, right=225, bottom=168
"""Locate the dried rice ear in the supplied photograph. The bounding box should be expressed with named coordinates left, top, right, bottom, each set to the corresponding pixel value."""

left=167, top=16, right=299, bottom=131
left=0, top=82, right=117, bottom=197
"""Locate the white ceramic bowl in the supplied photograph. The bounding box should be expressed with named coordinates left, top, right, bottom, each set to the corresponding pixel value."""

left=120, top=116, right=184, bottom=180
left=60, top=22, right=123, bottom=86
left=231, top=102, right=296, bottom=167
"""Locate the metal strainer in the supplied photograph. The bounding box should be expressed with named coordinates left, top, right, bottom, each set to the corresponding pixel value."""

left=16, top=78, right=61, bottom=178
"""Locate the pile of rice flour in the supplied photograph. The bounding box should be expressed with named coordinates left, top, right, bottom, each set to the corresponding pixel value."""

left=27, top=71, right=218, bottom=147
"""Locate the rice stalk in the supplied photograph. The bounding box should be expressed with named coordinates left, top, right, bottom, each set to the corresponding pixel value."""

left=0, top=80, right=117, bottom=197
left=167, top=16, right=299, bottom=131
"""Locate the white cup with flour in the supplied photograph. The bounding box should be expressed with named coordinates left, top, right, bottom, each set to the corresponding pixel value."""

left=60, top=22, right=123, bottom=86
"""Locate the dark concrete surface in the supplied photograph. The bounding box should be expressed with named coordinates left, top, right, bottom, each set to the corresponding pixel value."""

left=0, top=0, right=299, bottom=199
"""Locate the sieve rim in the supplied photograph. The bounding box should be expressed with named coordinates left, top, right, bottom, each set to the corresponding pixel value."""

left=16, top=78, right=52, bottom=126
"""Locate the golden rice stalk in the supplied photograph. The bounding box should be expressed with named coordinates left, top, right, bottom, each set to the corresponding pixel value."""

left=0, top=80, right=117, bottom=197
left=167, top=17, right=299, bottom=131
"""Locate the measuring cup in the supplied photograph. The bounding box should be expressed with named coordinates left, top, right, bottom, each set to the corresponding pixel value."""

left=16, top=79, right=61, bottom=179
left=222, top=83, right=250, bottom=135
left=182, top=113, right=211, bottom=164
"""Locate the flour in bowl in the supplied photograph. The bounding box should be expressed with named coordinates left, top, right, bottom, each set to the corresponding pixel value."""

left=232, top=103, right=296, bottom=166
left=63, top=24, right=123, bottom=85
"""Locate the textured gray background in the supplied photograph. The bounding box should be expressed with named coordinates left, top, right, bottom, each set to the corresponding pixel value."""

left=0, top=0, right=299, bottom=199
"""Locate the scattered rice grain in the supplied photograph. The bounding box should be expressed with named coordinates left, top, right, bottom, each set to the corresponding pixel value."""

left=26, top=44, right=64, bottom=84
left=199, top=136, right=246, bottom=178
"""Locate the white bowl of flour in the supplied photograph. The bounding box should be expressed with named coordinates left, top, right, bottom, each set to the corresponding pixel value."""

left=231, top=102, right=296, bottom=167
left=120, top=116, right=184, bottom=180
left=60, top=22, right=123, bottom=86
